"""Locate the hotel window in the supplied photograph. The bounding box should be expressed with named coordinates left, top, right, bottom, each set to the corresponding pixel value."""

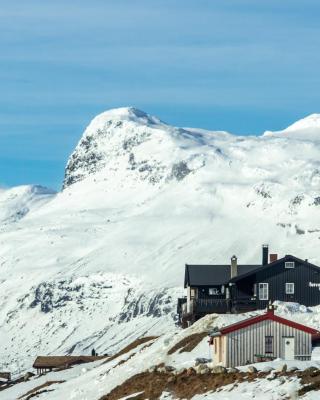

left=259, top=283, right=269, bottom=300
left=265, top=336, right=273, bottom=353
left=285, top=261, right=295, bottom=269
left=286, top=283, right=294, bottom=294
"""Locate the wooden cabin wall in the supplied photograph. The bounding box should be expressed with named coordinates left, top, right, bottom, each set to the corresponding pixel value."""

left=225, top=319, right=312, bottom=367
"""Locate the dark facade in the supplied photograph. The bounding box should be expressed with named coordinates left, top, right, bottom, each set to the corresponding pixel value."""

left=178, top=246, right=320, bottom=327
left=231, top=255, right=320, bottom=309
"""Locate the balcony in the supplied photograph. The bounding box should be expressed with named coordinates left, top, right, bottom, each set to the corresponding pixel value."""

left=179, top=297, right=258, bottom=323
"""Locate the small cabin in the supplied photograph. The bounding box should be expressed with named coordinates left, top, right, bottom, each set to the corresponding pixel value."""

left=178, top=244, right=320, bottom=326
left=209, top=307, right=320, bottom=368
left=0, top=372, right=11, bottom=381
left=33, top=356, right=106, bottom=374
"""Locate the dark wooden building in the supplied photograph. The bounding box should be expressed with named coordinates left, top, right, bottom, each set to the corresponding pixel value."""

left=178, top=245, right=320, bottom=326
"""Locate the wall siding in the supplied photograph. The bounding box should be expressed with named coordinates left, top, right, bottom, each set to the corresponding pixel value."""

left=226, top=319, right=312, bottom=367
left=234, top=258, right=320, bottom=309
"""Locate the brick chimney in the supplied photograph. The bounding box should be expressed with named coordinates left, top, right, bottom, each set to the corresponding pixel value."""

left=231, top=255, right=238, bottom=278
left=267, top=303, right=275, bottom=314
left=262, top=244, right=269, bottom=266
left=269, top=254, right=278, bottom=263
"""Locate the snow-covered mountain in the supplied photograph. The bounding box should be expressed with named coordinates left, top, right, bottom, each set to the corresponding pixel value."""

left=1, top=107, right=320, bottom=379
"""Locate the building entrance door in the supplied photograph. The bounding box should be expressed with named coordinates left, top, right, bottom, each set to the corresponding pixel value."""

left=283, top=337, right=295, bottom=360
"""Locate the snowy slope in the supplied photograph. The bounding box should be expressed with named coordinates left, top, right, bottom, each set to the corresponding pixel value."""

left=264, top=113, right=320, bottom=140
left=3, top=304, right=320, bottom=399
left=2, top=107, right=320, bottom=385
left=0, top=185, right=55, bottom=225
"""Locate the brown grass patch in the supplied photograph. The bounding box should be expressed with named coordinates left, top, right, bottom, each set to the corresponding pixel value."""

left=167, top=332, right=208, bottom=355
left=298, top=367, right=320, bottom=395
left=18, top=380, right=64, bottom=400
left=101, top=367, right=320, bottom=399
left=99, top=370, right=266, bottom=400
left=105, top=336, right=158, bottom=363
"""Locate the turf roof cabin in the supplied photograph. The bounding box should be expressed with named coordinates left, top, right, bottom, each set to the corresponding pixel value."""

left=178, top=245, right=320, bottom=327
left=33, top=356, right=106, bottom=374
left=209, top=306, right=320, bottom=368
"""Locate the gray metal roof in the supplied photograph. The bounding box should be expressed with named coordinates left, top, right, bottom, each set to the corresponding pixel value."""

left=184, top=264, right=261, bottom=287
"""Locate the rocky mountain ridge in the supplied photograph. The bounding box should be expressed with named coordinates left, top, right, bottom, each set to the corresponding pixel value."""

left=1, top=107, right=320, bottom=376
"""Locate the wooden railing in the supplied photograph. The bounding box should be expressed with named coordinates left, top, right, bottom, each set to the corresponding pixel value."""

left=180, top=297, right=257, bottom=318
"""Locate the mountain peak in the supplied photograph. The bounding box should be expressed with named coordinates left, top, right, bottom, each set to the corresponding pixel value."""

left=62, top=107, right=180, bottom=189
left=284, top=113, right=320, bottom=132
left=263, top=113, right=320, bottom=139
left=89, top=107, right=163, bottom=128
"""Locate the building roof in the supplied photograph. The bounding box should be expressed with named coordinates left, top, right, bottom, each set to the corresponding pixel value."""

left=33, top=356, right=106, bottom=369
left=212, top=308, right=320, bottom=336
left=229, top=254, right=320, bottom=283
left=184, top=264, right=260, bottom=287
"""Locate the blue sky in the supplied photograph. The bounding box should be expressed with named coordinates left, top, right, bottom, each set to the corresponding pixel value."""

left=1, top=0, right=320, bottom=190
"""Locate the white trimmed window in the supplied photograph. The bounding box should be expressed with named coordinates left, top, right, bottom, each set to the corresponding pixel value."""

left=285, top=261, right=295, bottom=269
left=259, top=283, right=269, bottom=300
left=286, top=283, right=294, bottom=294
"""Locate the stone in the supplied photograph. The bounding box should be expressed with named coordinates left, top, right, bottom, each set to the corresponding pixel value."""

left=275, top=364, right=287, bottom=373
left=262, top=366, right=274, bottom=373
left=186, top=368, right=194, bottom=376
left=177, top=368, right=186, bottom=375
left=157, top=367, right=166, bottom=374
left=200, top=367, right=210, bottom=375
left=194, top=364, right=207, bottom=374
left=195, top=357, right=211, bottom=366
left=228, top=367, right=240, bottom=374
left=211, top=365, right=227, bottom=374
left=165, top=366, right=175, bottom=372
left=247, top=366, right=258, bottom=373
left=148, top=365, right=157, bottom=373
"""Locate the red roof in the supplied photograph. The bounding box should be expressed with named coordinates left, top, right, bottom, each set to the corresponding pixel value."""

left=219, top=309, right=320, bottom=336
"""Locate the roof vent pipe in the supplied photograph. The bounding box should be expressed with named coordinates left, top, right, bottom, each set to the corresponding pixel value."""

left=262, top=244, right=269, bottom=266
left=231, top=255, right=238, bottom=278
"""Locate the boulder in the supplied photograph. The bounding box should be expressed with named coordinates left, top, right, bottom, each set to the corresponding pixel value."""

left=157, top=367, right=166, bottom=374
left=275, top=364, right=288, bottom=373
left=165, top=366, right=175, bottom=373
left=195, top=357, right=211, bottom=366
left=194, top=364, right=207, bottom=374
left=211, top=365, right=227, bottom=374
left=148, top=365, right=157, bottom=373
left=247, top=366, right=258, bottom=373
left=228, top=367, right=240, bottom=374
left=200, top=367, right=210, bottom=375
